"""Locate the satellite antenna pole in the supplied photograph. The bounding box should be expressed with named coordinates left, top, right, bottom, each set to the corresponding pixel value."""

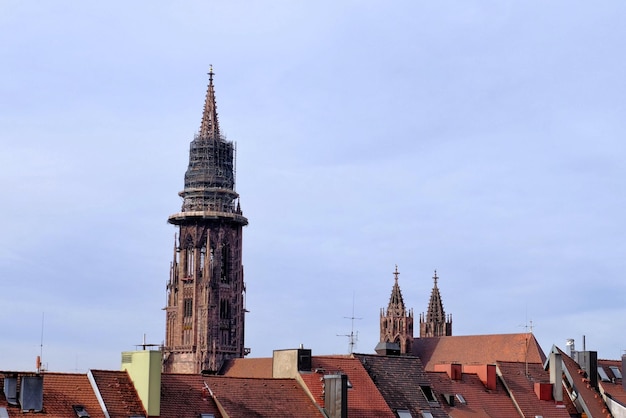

left=37, top=312, right=45, bottom=373
left=518, top=318, right=535, bottom=378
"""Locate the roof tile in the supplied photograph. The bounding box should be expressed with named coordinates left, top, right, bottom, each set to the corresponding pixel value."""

left=413, top=333, right=546, bottom=370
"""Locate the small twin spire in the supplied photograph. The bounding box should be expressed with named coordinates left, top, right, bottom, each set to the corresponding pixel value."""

left=387, top=265, right=406, bottom=315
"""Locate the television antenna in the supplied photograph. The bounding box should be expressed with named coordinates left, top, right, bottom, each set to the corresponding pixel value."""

left=135, top=334, right=160, bottom=350
left=337, top=293, right=362, bottom=354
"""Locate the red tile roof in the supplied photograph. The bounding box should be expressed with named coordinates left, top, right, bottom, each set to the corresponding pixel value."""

left=496, top=361, right=571, bottom=418
left=220, top=357, right=273, bottom=378
left=222, top=354, right=395, bottom=417
left=88, top=369, right=146, bottom=418
left=427, top=370, right=521, bottom=417
left=159, top=373, right=222, bottom=418
left=300, top=355, right=394, bottom=418
left=161, top=373, right=322, bottom=418
left=0, top=372, right=106, bottom=417
left=413, top=333, right=546, bottom=370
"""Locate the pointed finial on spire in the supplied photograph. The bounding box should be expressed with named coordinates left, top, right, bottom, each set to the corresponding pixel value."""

left=433, top=269, right=438, bottom=287
left=199, top=66, right=220, bottom=139
left=393, top=265, right=400, bottom=282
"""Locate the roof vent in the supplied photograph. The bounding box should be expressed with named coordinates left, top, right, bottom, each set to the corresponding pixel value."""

left=374, top=341, right=400, bottom=356
left=72, top=405, right=90, bottom=418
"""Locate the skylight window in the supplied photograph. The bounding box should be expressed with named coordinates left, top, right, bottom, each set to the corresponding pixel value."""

left=0, top=407, right=9, bottom=418
left=72, top=405, right=90, bottom=418
left=420, top=385, right=438, bottom=405
left=200, top=414, right=215, bottom=418
left=598, top=366, right=611, bottom=382
left=456, top=393, right=467, bottom=404
left=421, top=412, right=434, bottom=418
left=609, top=366, right=622, bottom=379
left=396, top=409, right=412, bottom=418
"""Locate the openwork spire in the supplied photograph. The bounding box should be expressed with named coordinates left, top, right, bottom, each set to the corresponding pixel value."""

left=420, top=270, right=452, bottom=337
left=387, top=265, right=406, bottom=316
left=378, top=265, right=414, bottom=355
left=199, top=65, right=220, bottom=139
left=168, top=68, right=247, bottom=224
left=426, top=270, right=446, bottom=322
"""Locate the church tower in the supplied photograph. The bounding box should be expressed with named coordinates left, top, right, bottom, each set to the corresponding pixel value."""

left=379, top=266, right=414, bottom=354
left=419, top=270, right=452, bottom=338
left=163, top=68, right=248, bottom=374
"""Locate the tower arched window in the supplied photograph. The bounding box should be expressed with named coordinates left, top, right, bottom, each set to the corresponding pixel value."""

left=185, top=236, right=194, bottom=278
left=199, top=246, right=206, bottom=278
left=220, top=244, right=230, bottom=283
left=220, top=299, right=231, bottom=319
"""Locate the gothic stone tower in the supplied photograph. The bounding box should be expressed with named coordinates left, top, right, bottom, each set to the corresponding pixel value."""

left=163, top=68, right=248, bottom=374
left=419, top=270, right=452, bottom=338
left=379, top=266, right=414, bottom=354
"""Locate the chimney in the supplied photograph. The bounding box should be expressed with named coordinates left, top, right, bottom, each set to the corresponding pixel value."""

left=434, top=363, right=462, bottom=380
left=534, top=382, right=553, bottom=401
left=577, top=351, right=598, bottom=389
left=272, top=348, right=312, bottom=378
left=566, top=339, right=576, bottom=360
left=549, top=351, right=563, bottom=402
left=622, top=354, right=626, bottom=391
left=324, top=374, right=348, bottom=418
left=121, top=349, right=161, bottom=417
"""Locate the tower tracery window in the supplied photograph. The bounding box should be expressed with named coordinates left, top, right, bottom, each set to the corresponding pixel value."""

left=184, top=298, right=193, bottom=317
left=220, top=244, right=230, bottom=283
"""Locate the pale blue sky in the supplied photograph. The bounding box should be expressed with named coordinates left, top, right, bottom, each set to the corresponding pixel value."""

left=1, top=1, right=625, bottom=372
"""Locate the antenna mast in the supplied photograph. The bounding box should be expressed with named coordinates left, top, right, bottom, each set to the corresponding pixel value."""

left=337, top=293, right=362, bottom=354
left=36, top=312, right=45, bottom=373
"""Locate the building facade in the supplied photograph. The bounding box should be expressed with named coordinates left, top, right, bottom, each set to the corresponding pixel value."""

left=163, top=68, right=248, bottom=373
